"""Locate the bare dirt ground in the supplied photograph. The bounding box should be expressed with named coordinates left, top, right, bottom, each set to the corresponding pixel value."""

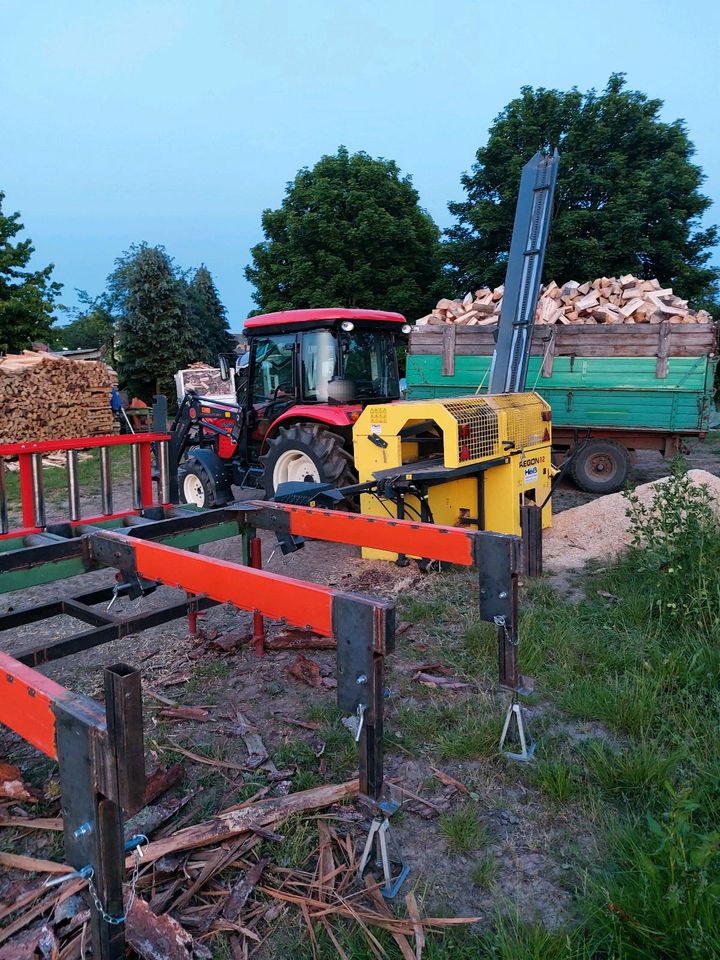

left=2, top=435, right=719, bottom=950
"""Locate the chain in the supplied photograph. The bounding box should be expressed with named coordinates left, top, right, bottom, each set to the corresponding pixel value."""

left=85, top=836, right=147, bottom=926
left=493, top=614, right=519, bottom=647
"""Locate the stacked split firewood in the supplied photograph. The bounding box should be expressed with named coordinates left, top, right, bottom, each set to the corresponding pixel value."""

left=416, top=276, right=714, bottom=327
left=0, top=351, right=116, bottom=444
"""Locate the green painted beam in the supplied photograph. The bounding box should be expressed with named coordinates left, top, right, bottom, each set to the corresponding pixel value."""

left=0, top=520, right=246, bottom=594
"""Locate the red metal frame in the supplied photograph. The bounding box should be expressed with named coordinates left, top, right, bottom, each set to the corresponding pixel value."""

left=0, top=433, right=170, bottom=540
left=125, top=536, right=336, bottom=636
left=246, top=502, right=478, bottom=566
left=0, top=650, right=105, bottom=758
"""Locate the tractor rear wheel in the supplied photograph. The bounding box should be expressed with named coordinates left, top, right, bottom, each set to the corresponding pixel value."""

left=260, top=424, right=356, bottom=498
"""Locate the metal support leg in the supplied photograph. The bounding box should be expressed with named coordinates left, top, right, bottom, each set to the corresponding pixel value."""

left=0, top=457, right=8, bottom=535
left=130, top=444, right=142, bottom=510
left=100, top=447, right=113, bottom=516
left=334, top=595, right=409, bottom=898
left=499, top=693, right=535, bottom=762
left=67, top=449, right=81, bottom=522
left=520, top=504, right=543, bottom=578
left=31, top=453, right=46, bottom=528
left=157, top=441, right=170, bottom=505
left=54, top=664, right=144, bottom=959
left=250, top=536, right=266, bottom=656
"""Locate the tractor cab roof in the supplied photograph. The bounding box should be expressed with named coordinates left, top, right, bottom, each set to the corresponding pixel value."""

left=243, top=307, right=406, bottom=333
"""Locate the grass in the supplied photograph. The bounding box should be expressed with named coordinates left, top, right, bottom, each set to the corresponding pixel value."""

left=470, top=855, right=500, bottom=889
left=439, top=805, right=488, bottom=853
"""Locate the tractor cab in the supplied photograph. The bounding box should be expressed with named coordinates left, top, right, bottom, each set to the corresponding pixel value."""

left=241, top=308, right=409, bottom=448
left=174, top=308, right=410, bottom=507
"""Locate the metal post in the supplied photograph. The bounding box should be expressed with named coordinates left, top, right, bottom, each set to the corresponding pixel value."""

left=31, top=453, right=46, bottom=529
left=67, top=449, right=81, bottom=522
left=130, top=444, right=142, bottom=510
left=103, top=664, right=146, bottom=815
left=520, top=504, right=543, bottom=577
left=0, top=458, right=8, bottom=535
left=55, top=704, right=125, bottom=959
left=100, top=447, right=113, bottom=516
left=157, top=441, right=170, bottom=505
left=152, top=394, right=168, bottom=433
left=250, top=536, right=266, bottom=656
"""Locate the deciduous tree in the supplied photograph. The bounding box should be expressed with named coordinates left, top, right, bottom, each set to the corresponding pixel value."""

left=0, top=191, right=62, bottom=352
left=246, top=146, right=442, bottom=319
left=446, top=75, right=719, bottom=309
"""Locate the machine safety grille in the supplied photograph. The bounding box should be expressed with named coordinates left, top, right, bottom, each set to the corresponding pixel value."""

left=441, top=398, right=500, bottom=462
left=499, top=394, right=547, bottom=450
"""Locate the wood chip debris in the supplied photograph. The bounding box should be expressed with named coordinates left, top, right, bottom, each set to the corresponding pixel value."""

left=0, top=776, right=479, bottom=957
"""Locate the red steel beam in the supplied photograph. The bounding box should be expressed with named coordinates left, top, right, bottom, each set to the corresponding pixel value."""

left=126, top=537, right=336, bottom=636
left=246, top=502, right=477, bottom=567
left=0, top=653, right=73, bottom=758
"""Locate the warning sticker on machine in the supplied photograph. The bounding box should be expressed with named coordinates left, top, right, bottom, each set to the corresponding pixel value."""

left=371, top=424, right=383, bottom=435
left=524, top=466, right=538, bottom=484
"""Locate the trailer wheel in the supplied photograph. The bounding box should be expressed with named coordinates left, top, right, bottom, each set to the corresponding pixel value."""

left=261, top=424, right=356, bottom=498
left=570, top=440, right=631, bottom=494
left=179, top=460, right=217, bottom=508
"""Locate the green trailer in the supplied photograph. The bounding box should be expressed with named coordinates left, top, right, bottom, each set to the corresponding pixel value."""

left=407, top=321, right=718, bottom=493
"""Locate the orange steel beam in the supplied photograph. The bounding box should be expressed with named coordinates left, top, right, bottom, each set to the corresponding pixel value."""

left=102, top=534, right=336, bottom=636
left=244, top=502, right=477, bottom=566
left=0, top=651, right=104, bottom=758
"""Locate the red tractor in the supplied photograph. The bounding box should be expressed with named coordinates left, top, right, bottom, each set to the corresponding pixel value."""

left=172, top=308, right=410, bottom=507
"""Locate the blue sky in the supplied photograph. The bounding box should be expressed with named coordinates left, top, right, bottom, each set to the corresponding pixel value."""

left=2, top=0, right=718, bottom=331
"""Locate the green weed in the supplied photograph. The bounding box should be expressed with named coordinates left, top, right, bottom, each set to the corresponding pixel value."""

left=470, top=855, right=500, bottom=889
left=439, top=805, right=487, bottom=853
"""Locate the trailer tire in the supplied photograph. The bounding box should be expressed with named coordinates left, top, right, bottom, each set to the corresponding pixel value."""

left=261, top=424, right=356, bottom=498
left=570, top=440, right=631, bottom=494
left=179, top=460, right=217, bottom=508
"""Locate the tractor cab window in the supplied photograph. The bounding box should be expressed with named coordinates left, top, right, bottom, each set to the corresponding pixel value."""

left=302, top=330, right=337, bottom=401
left=251, top=335, right=295, bottom=402
left=340, top=330, right=400, bottom=400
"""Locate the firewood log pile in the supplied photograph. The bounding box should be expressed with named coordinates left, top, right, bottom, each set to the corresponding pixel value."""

left=416, top=276, right=714, bottom=327
left=0, top=351, right=116, bottom=444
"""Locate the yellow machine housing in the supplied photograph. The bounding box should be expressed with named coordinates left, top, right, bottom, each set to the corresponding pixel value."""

left=353, top=393, right=553, bottom=560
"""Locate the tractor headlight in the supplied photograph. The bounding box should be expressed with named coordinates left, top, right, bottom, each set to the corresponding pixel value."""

left=401, top=324, right=412, bottom=334
left=340, top=320, right=355, bottom=332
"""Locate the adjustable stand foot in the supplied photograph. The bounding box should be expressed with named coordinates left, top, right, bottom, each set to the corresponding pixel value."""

left=499, top=695, right=535, bottom=762
left=358, top=803, right=410, bottom=899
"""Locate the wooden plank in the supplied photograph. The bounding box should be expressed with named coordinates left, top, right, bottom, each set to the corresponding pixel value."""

left=441, top=323, right=456, bottom=376
left=656, top=320, right=671, bottom=379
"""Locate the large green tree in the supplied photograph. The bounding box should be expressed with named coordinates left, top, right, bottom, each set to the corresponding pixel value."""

left=110, top=244, right=196, bottom=400
left=245, top=146, right=442, bottom=319
left=188, top=265, right=234, bottom=362
left=0, top=191, right=62, bottom=352
left=446, top=75, right=719, bottom=308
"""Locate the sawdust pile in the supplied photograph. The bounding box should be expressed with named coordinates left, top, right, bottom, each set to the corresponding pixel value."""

left=544, top=469, right=720, bottom=573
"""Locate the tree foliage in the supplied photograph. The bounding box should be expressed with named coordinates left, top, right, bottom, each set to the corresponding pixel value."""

left=446, top=75, right=719, bottom=308
left=246, top=146, right=442, bottom=319
left=0, top=191, right=62, bottom=353
left=188, top=265, right=234, bottom=361
left=110, top=244, right=196, bottom=401
left=57, top=292, right=115, bottom=360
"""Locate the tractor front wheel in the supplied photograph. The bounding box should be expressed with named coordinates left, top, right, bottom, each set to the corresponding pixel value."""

left=179, top=460, right=217, bottom=508
left=260, top=424, right=356, bottom=498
